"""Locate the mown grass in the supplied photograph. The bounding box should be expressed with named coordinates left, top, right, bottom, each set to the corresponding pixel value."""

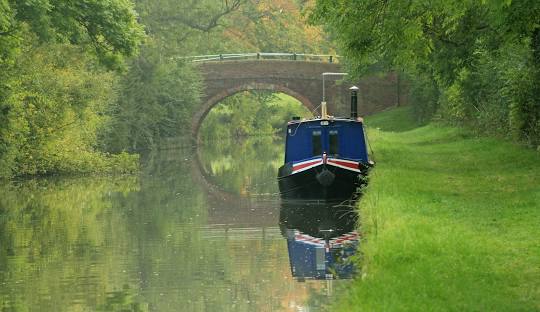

left=335, top=107, right=540, bottom=311
left=364, top=106, right=421, bottom=132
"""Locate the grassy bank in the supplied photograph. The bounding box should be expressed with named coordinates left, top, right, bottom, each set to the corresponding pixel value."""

left=337, top=107, right=540, bottom=311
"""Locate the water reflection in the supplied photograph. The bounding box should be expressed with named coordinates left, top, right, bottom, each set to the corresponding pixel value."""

left=280, top=200, right=359, bottom=281
left=0, top=136, right=359, bottom=311
left=197, top=136, right=283, bottom=196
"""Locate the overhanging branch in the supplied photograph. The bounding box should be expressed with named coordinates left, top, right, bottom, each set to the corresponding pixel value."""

left=159, top=0, right=244, bottom=32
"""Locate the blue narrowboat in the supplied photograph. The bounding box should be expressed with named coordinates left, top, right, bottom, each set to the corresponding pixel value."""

left=278, top=86, right=374, bottom=200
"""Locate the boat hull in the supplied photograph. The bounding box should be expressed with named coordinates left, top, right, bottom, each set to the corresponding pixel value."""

left=278, top=164, right=364, bottom=200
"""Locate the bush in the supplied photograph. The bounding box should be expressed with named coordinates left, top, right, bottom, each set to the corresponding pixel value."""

left=0, top=40, right=138, bottom=178
left=409, top=71, right=440, bottom=123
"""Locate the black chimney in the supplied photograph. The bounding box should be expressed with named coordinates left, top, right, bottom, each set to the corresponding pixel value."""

left=350, top=86, right=359, bottom=118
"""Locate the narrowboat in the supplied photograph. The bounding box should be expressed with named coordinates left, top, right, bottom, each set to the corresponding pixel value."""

left=277, top=86, right=374, bottom=200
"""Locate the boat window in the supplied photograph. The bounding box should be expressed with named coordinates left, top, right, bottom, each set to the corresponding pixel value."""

left=312, top=130, right=322, bottom=156
left=329, top=130, right=339, bottom=155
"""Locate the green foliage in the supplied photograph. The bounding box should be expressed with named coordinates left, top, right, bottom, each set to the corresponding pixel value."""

left=0, top=41, right=138, bottom=178
left=103, top=44, right=202, bottom=152
left=0, top=0, right=144, bottom=178
left=1, top=0, right=144, bottom=69
left=133, top=0, right=334, bottom=56
left=309, top=0, right=540, bottom=147
left=199, top=91, right=312, bottom=141
left=134, top=0, right=241, bottom=54
left=408, top=70, right=441, bottom=123
left=198, top=136, right=284, bottom=195
left=223, top=0, right=335, bottom=53
left=329, top=109, right=540, bottom=310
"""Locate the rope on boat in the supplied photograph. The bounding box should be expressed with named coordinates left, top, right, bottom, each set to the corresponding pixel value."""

left=288, top=122, right=302, bottom=137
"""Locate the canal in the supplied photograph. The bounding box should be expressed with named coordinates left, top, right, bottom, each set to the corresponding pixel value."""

left=0, top=136, right=359, bottom=311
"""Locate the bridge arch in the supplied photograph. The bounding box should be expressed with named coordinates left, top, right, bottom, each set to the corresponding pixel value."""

left=193, top=82, right=316, bottom=139
left=191, top=59, right=407, bottom=140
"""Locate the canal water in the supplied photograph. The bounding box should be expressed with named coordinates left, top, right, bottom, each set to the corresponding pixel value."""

left=0, top=136, right=359, bottom=311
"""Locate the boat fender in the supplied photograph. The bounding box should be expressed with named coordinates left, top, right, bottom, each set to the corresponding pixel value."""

left=316, top=168, right=335, bottom=186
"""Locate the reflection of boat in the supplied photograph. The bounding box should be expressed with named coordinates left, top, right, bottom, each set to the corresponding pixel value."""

left=277, top=86, right=374, bottom=200
left=284, top=229, right=358, bottom=280
left=280, top=200, right=360, bottom=280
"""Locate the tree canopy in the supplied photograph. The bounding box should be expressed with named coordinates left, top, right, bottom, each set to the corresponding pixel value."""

left=0, top=0, right=144, bottom=178
left=310, top=0, right=540, bottom=146
left=0, top=0, right=144, bottom=68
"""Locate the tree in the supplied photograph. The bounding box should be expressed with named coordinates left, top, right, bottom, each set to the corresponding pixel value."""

left=310, top=0, right=540, bottom=146
left=134, top=0, right=245, bottom=56
left=0, top=0, right=144, bottom=68
left=103, top=43, right=202, bottom=152
left=0, top=0, right=144, bottom=178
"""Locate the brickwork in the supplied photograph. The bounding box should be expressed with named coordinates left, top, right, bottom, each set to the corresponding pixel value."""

left=193, top=60, right=407, bottom=136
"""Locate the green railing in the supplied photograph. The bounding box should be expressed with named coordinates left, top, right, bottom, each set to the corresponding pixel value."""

left=179, top=52, right=339, bottom=63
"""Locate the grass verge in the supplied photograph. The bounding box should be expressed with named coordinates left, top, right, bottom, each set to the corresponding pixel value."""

left=335, top=107, right=540, bottom=311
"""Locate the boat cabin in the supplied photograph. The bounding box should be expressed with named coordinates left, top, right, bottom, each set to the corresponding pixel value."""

left=284, top=118, right=369, bottom=165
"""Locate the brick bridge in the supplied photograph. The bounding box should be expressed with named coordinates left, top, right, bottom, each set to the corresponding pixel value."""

left=192, top=57, right=407, bottom=138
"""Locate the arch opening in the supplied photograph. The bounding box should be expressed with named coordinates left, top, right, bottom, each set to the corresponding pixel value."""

left=192, top=83, right=317, bottom=140
left=199, top=89, right=313, bottom=142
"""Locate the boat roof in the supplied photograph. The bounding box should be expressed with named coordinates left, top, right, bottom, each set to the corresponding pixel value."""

left=287, top=116, right=364, bottom=125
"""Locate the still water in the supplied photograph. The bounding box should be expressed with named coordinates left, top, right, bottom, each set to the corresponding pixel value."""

left=0, top=136, right=359, bottom=311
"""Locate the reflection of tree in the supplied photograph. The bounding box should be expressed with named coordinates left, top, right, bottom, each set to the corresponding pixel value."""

left=0, top=146, right=335, bottom=311
left=306, top=280, right=352, bottom=312
left=116, top=151, right=297, bottom=311
left=97, top=285, right=147, bottom=312
left=0, top=176, right=141, bottom=311
left=199, top=136, right=283, bottom=196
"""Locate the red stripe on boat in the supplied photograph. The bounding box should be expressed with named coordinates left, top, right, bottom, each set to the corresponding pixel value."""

left=328, top=159, right=358, bottom=170
left=292, top=159, right=321, bottom=171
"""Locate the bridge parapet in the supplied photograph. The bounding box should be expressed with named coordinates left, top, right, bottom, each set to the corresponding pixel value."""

left=181, top=52, right=339, bottom=63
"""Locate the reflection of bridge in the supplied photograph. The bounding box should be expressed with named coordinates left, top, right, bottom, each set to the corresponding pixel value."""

left=189, top=53, right=408, bottom=138
left=189, top=149, right=282, bottom=228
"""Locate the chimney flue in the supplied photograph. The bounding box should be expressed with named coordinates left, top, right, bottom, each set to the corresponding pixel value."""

left=350, top=86, right=359, bottom=118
